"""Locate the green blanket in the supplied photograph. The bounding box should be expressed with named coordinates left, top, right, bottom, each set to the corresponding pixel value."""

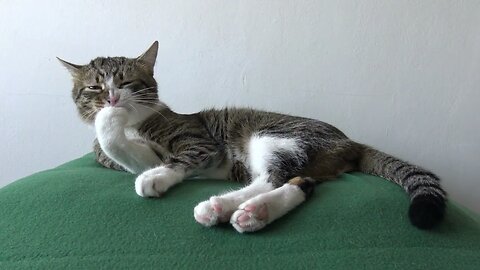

left=1, top=154, right=479, bottom=269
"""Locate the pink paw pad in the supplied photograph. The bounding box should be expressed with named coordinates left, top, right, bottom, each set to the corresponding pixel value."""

left=238, top=213, right=250, bottom=222
left=236, top=204, right=269, bottom=228
left=212, top=203, right=222, bottom=214
left=244, top=205, right=256, bottom=212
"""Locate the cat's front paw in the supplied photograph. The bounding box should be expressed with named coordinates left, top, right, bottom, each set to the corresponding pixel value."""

left=135, top=167, right=183, bottom=197
left=194, top=197, right=235, bottom=227
left=95, top=107, right=129, bottom=132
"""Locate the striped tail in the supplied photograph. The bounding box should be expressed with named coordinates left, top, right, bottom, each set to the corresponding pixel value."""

left=357, top=145, right=446, bottom=229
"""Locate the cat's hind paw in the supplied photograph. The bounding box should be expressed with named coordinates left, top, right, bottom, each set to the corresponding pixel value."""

left=194, top=197, right=234, bottom=227
left=230, top=202, right=269, bottom=233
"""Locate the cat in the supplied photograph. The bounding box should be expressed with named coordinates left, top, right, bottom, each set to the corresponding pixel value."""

left=58, top=41, right=446, bottom=233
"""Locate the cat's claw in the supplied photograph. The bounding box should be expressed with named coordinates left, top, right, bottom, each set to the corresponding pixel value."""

left=231, top=202, right=269, bottom=233
left=194, top=197, right=234, bottom=227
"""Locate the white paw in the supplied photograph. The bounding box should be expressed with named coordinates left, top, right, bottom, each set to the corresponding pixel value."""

left=194, top=197, right=235, bottom=227
left=230, top=201, right=269, bottom=233
left=135, top=167, right=183, bottom=197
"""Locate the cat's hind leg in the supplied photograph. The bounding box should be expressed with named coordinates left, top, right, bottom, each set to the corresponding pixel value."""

left=195, top=134, right=313, bottom=230
left=227, top=135, right=314, bottom=233
left=230, top=177, right=315, bottom=233
left=194, top=178, right=274, bottom=227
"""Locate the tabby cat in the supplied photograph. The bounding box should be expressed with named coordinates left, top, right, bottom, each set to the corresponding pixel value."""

left=58, top=42, right=446, bottom=233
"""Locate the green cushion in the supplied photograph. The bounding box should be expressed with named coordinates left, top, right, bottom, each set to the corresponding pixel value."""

left=1, top=154, right=479, bottom=269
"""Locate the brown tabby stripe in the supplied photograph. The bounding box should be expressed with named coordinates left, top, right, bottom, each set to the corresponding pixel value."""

left=358, top=146, right=446, bottom=202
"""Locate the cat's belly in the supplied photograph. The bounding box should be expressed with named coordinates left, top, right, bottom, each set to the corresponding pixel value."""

left=192, top=157, right=233, bottom=180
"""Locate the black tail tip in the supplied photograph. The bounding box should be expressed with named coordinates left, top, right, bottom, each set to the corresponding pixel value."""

left=408, top=195, right=446, bottom=230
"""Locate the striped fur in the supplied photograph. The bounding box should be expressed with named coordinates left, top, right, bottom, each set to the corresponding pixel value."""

left=60, top=42, right=446, bottom=230
left=359, top=146, right=446, bottom=228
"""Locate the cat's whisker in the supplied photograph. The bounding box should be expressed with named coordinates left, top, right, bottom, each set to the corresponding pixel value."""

left=82, top=109, right=97, bottom=121
left=129, top=104, right=139, bottom=114
left=138, top=104, right=168, bottom=120
left=133, top=100, right=164, bottom=107
left=80, top=108, right=94, bottom=118
left=133, top=90, right=157, bottom=93
left=133, top=88, right=157, bottom=93
left=132, top=87, right=157, bottom=94
left=121, top=100, right=158, bottom=108
left=131, top=98, right=160, bottom=102
left=129, top=96, right=158, bottom=102
left=131, top=94, right=159, bottom=99
left=122, top=94, right=158, bottom=103
left=135, top=103, right=168, bottom=121
left=131, top=95, right=158, bottom=99
left=135, top=86, right=157, bottom=91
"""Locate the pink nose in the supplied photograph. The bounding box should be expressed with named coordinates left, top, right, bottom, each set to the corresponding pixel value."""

left=108, top=95, right=119, bottom=106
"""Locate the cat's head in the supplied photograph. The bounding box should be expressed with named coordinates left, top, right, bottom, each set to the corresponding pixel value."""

left=58, top=41, right=161, bottom=124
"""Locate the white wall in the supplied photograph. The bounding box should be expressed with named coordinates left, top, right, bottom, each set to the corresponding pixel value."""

left=0, top=0, right=479, bottom=213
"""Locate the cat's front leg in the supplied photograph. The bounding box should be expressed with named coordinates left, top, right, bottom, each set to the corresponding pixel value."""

left=93, top=138, right=125, bottom=171
left=95, top=107, right=161, bottom=173
left=135, top=147, right=218, bottom=197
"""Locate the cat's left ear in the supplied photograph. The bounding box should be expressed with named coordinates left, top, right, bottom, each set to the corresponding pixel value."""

left=136, top=41, right=158, bottom=75
left=57, top=57, right=83, bottom=76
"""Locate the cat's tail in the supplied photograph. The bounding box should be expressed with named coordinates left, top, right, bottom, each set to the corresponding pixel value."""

left=356, top=144, right=446, bottom=229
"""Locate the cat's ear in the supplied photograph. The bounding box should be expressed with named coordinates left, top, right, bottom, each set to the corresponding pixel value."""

left=136, top=41, right=158, bottom=75
left=57, top=57, right=82, bottom=76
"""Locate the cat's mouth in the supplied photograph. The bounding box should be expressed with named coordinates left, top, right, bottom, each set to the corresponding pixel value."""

left=83, top=93, right=159, bottom=124
left=103, top=91, right=132, bottom=110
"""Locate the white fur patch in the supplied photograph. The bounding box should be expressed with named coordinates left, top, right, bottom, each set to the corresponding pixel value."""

left=248, top=135, right=301, bottom=178
left=95, top=107, right=129, bottom=151
left=95, top=107, right=161, bottom=173
left=194, top=135, right=304, bottom=231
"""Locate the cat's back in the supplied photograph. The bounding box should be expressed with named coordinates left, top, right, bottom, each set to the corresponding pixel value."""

left=199, top=107, right=348, bottom=144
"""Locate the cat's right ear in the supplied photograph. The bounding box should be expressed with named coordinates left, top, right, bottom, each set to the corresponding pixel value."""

left=57, top=57, right=82, bottom=76
left=136, top=41, right=159, bottom=75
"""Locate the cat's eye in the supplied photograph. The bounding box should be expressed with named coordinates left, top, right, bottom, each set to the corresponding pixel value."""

left=84, top=86, right=102, bottom=93
left=119, top=81, right=134, bottom=89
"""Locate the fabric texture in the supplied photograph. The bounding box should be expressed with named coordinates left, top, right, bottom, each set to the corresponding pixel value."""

left=1, top=154, right=479, bottom=269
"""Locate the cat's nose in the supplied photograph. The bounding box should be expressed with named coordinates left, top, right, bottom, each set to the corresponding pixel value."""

left=108, top=90, right=119, bottom=106
left=108, top=95, right=119, bottom=106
